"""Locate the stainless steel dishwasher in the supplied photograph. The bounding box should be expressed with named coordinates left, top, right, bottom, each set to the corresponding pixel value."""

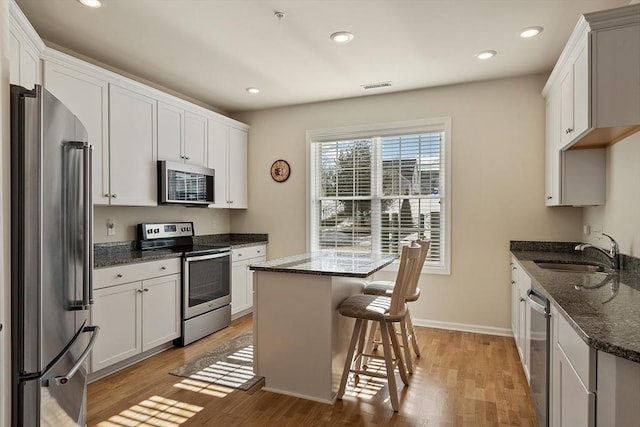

left=526, top=288, right=551, bottom=427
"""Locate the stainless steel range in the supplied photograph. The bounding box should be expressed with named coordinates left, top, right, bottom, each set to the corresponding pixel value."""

left=138, top=222, right=231, bottom=346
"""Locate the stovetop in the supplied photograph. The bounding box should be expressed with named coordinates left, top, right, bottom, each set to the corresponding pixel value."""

left=137, top=222, right=230, bottom=256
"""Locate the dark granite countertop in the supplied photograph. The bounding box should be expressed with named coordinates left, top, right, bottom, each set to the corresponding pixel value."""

left=510, top=241, right=640, bottom=364
left=94, top=233, right=268, bottom=269
left=249, top=252, right=397, bottom=278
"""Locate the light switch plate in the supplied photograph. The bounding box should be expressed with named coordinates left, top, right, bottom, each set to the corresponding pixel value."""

left=107, top=218, right=116, bottom=236
left=583, top=225, right=591, bottom=235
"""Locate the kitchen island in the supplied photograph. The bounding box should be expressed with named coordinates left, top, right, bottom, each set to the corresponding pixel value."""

left=250, top=252, right=396, bottom=403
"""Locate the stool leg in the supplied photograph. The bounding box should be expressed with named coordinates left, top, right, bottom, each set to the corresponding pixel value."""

left=355, top=320, right=369, bottom=371
left=389, top=321, right=409, bottom=386
left=407, top=310, right=421, bottom=357
left=379, top=320, right=400, bottom=411
left=337, top=318, right=363, bottom=400
left=399, top=315, right=413, bottom=374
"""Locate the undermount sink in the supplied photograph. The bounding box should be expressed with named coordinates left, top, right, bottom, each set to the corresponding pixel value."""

left=534, top=261, right=607, bottom=273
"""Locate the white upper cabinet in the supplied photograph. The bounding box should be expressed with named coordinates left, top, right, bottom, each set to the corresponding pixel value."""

left=43, top=59, right=110, bottom=205
left=544, top=4, right=640, bottom=150
left=208, top=120, right=249, bottom=209
left=184, top=111, right=208, bottom=167
left=9, top=3, right=44, bottom=88
left=229, top=127, right=248, bottom=209
left=157, top=101, right=208, bottom=167
left=157, top=101, right=184, bottom=164
left=108, top=83, right=158, bottom=206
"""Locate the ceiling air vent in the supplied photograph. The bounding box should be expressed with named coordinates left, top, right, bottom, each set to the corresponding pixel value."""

left=361, top=81, right=392, bottom=90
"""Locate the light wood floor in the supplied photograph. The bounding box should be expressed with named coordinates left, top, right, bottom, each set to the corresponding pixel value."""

left=87, top=314, right=536, bottom=427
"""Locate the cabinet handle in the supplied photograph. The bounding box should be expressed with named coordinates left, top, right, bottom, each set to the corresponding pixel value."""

left=143, top=288, right=149, bottom=292
left=111, top=194, right=117, bottom=198
left=137, top=289, right=144, bottom=293
left=565, top=128, right=573, bottom=134
left=185, top=156, right=190, bottom=160
left=257, top=250, right=261, bottom=253
left=161, top=266, right=167, bottom=270
left=238, top=253, right=243, bottom=257
left=116, top=273, right=123, bottom=278
left=512, top=266, right=517, bottom=270
left=104, top=193, right=110, bottom=198
left=230, top=200, right=234, bottom=204
left=180, top=155, right=185, bottom=159
left=511, top=280, right=516, bottom=284
left=546, top=196, right=553, bottom=200
left=519, top=297, right=525, bottom=302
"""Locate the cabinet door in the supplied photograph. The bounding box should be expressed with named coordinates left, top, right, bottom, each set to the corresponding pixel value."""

left=228, top=127, right=248, bottom=209
left=207, top=120, right=229, bottom=208
left=545, top=90, right=561, bottom=206
left=43, top=61, right=110, bottom=205
left=109, top=84, right=158, bottom=206
left=184, top=111, right=207, bottom=167
left=157, top=101, right=184, bottom=164
left=246, top=255, right=266, bottom=312
left=141, top=274, right=181, bottom=350
left=9, top=29, right=20, bottom=85
left=510, top=261, right=520, bottom=340
left=560, top=66, right=575, bottom=148
left=572, top=43, right=589, bottom=141
left=552, top=346, right=595, bottom=427
left=90, top=282, right=142, bottom=372
left=231, top=261, right=249, bottom=315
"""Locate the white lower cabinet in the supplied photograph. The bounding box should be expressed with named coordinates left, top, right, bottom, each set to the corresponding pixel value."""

left=91, top=259, right=181, bottom=373
left=231, top=244, right=266, bottom=317
left=550, top=304, right=596, bottom=427
left=511, top=257, right=531, bottom=382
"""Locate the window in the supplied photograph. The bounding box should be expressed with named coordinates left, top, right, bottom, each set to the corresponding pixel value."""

left=307, top=118, right=451, bottom=274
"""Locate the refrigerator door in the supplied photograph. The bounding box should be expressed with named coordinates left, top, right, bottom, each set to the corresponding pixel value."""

left=11, top=85, right=96, bottom=427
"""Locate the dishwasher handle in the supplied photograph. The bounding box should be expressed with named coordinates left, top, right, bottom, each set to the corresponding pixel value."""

left=526, top=288, right=550, bottom=317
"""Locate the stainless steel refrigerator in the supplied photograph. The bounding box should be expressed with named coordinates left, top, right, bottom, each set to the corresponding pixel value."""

left=10, top=84, right=99, bottom=427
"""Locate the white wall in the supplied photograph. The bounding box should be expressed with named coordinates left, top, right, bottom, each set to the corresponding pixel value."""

left=232, top=74, right=584, bottom=333
left=583, top=131, right=640, bottom=257
left=1, top=0, right=10, bottom=423
left=93, top=205, right=230, bottom=243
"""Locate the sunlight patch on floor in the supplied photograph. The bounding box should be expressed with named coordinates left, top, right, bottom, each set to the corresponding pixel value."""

left=173, top=378, right=235, bottom=398
left=96, top=395, right=203, bottom=427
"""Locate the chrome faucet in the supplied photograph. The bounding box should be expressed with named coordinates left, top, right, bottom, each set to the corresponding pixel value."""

left=575, top=233, right=620, bottom=270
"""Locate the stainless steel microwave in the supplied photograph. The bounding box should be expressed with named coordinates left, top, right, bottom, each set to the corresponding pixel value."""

left=158, top=160, right=215, bottom=205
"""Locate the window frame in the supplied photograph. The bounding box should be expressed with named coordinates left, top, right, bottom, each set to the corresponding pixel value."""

left=306, top=117, right=452, bottom=275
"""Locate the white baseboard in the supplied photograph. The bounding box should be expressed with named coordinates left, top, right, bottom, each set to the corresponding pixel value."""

left=412, top=318, right=513, bottom=338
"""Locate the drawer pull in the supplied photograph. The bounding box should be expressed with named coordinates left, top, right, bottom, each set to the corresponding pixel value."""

left=161, top=266, right=167, bottom=270
left=116, top=273, right=123, bottom=278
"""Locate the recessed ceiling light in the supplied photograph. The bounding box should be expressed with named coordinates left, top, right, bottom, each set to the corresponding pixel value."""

left=246, top=87, right=260, bottom=94
left=520, top=26, right=544, bottom=38
left=476, top=50, right=497, bottom=60
left=77, top=0, right=103, bottom=8
left=330, top=31, right=354, bottom=44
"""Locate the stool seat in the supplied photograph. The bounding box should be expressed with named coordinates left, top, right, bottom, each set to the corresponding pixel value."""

left=364, top=282, right=421, bottom=302
left=338, top=295, right=407, bottom=322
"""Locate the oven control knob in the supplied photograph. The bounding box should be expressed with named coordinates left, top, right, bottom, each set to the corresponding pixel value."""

left=154, top=228, right=160, bottom=233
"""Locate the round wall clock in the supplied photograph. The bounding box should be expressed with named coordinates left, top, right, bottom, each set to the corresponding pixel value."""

left=270, top=159, right=291, bottom=182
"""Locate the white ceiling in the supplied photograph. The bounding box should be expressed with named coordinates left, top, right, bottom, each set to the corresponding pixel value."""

left=15, top=0, right=631, bottom=113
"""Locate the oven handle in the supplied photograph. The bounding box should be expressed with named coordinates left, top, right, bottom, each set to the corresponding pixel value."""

left=184, top=251, right=231, bottom=263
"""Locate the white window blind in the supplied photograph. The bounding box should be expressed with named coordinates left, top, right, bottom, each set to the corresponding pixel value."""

left=308, top=119, right=450, bottom=272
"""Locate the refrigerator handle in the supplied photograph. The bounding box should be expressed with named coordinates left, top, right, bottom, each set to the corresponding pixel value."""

left=44, top=325, right=100, bottom=387
left=83, top=142, right=94, bottom=306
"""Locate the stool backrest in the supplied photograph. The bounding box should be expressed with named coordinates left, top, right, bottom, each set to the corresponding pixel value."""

left=405, top=240, right=430, bottom=299
left=388, top=245, right=423, bottom=316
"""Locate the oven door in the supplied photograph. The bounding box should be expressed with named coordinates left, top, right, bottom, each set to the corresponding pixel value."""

left=183, top=252, right=231, bottom=319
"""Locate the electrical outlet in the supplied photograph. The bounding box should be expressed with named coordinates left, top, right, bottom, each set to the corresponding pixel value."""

left=583, top=225, right=591, bottom=235
left=107, top=218, right=116, bottom=236
left=592, top=224, right=603, bottom=240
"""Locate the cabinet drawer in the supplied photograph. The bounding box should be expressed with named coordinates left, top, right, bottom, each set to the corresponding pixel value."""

left=232, top=244, right=266, bottom=262
left=556, top=312, right=596, bottom=391
left=94, top=258, right=181, bottom=290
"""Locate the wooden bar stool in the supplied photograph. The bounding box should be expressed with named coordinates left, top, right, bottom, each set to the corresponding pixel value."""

left=363, top=240, right=430, bottom=373
left=336, top=245, right=423, bottom=412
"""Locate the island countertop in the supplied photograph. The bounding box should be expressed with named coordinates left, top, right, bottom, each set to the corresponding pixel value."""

left=249, top=251, right=397, bottom=278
